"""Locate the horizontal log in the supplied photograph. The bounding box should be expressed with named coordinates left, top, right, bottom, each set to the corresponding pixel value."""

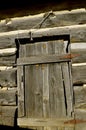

left=18, top=117, right=74, bottom=127
left=0, top=9, right=86, bottom=32
left=0, top=66, right=12, bottom=71
left=0, top=36, right=16, bottom=49
left=0, top=68, right=17, bottom=87
left=0, top=48, right=16, bottom=56
left=74, top=109, right=86, bottom=130
left=0, top=106, right=17, bottom=126
left=73, top=86, right=86, bottom=107
left=71, top=43, right=86, bottom=63
left=0, top=55, right=16, bottom=66
left=72, top=53, right=86, bottom=63
left=72, top=65, right=86, bottom=85
left=0, top=89, right=17, bottom=106
left=0, top=42, right=85, bottom=65
left=74, top=108, right=86, bottom=120
left=17, top=54, right=71, bottom=66
left=71, top=43, right=86, bottom=50
left=25, top=24, right=86, bottom=43
left=0, top=48, right=16, bottom=66
left=0, top=24, right=86, bottom=50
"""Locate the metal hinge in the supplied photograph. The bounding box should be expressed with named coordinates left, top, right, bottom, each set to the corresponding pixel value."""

left=64, top=119, right=86, bottom=125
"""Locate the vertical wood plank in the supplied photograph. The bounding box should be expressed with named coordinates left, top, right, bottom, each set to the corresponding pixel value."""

left=41, top=42, right=51, bottom=130
left=25, top=43, right=43, bottom=130
left=25, top=65, right=34, bottom=117
left=17, top=44, right=26, bottom=117
left=41, top=42, right=49, bottom=118
left=24, top=43, right=35, bottom=117
left=61, top=62, right=73, bottom=116
left=17, top=65, right=24, bottom=117
left=61, top=41, right=73, bottom=117
left=49, top=40, right=66, bottom=118
left=47, top=40, right=66, bottom=130
left=61, top=41, right=74, bottom=130
left=34, top=43, right=43, bottom=118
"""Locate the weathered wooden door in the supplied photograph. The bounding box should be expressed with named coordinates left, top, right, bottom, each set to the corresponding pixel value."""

left=17, top=28, right=74, bottom=129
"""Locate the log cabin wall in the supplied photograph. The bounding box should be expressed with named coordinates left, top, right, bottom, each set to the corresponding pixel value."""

left=0, top=6, right=86, bottom=129
left=0, top=0, right=86, bottom=20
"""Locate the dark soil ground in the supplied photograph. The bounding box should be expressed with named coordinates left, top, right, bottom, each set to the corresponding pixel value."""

left=0, top=125, right=32, bottom=130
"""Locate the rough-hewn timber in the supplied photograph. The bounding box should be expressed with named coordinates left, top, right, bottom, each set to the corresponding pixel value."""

left=0, top=8, right=86, bottom=128
left=0, top=89, right=17, bottom=106
left=72, top=66, right=86, bottom=84
left=0, top=68, right=17, bottom=87
left=0, top=24, right=85, bottom=49
left=0, top=9, right=86, bottom=32
left=0, top=106, right=17, bottom=126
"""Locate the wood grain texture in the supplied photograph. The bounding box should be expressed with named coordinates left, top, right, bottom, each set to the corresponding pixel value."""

left=0, top=24, right=86, bottom=50
left=25, top=42, right=43, bottom=118
left=0, top=89, right=17, bottom=106
left=17, top=44, right=26, bottom=117
left=18, top=39, right=73, bottom=129
left=0, top=106, right=17, bottom=126
left=17, top=117, right=74, bottom=127
left=73, top=86, right=86, bottom=108
left=0, top=47, right=17, bottom=65
left=0, top=68, right=17, bottom=87
left=72, top=65, right=86, bottom=85
left=0, top=9, right=85, bottom=32
left=74, top=109, right=86, bottom=130
left=17, top=53, right=71, bottom=66
left=17, top=66, right=25, bottom=117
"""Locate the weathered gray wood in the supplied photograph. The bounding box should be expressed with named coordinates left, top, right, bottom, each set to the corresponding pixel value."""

left=25, top=65, right=35, bottom=117
left=48, top=40, right=74, bottom=130
left=0, top=37, right=85, bottom=66
left=0, top=56, right=16, bottom=66
left=28, top=24, right=86, bottom=43
left=17, top=66, right=25, bottom=117
left=17, top=53, right=71, bottom=66
left=24, top=43, right=44, bottom=130
left=0, top=9, right=86, bottom=32
left=41, top=42, right=49, bottom=119
left=74, top=109, right=86, bottom=130
left=61, top=41, right=73, bottom=117
left=0, top=47, right=16, bottom=56
left=41, top=42, right=51, bottom=130
left=63, top=62, right=74, bottom=130
left=73, top=86, right=86, bottom=108
left=25, top=43, right=43, bottom=119
left=24, top=40, right=69, bottom=118
left=48, top=40, right=66, bottom=118
left=17, top=44, right=26, bottom=117
left=71, top=43, right=86, bottom=63
left=0, top=48, right=16, bottom=65
left=74, top=108, right=86, bottom=120
left=0, top=35, right=17, bottom=50
left=61, top=62, right=73, bottom=116
left=0, top=89, right=17, bottom=106
left=18, top=39, right=74, bottom=129
left=72, top=53, right=86, bottom=63
left=0, top=44, right=86, bottom=65
left=71, top=43, right=86, bottom=51
left=72, top=65, right=86, bottom=85
left=0, top=68, right=17, bottom=87
left=17, top=117, right=74, bottom=127
left=34, top=43, right=44, bottom=119
left=0, top=24, right=86, bottom=50
left=0, top=106, right=17, bottom=126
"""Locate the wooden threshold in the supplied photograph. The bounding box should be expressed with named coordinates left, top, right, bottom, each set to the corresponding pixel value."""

left=17, top=117, right=74, bottom=127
